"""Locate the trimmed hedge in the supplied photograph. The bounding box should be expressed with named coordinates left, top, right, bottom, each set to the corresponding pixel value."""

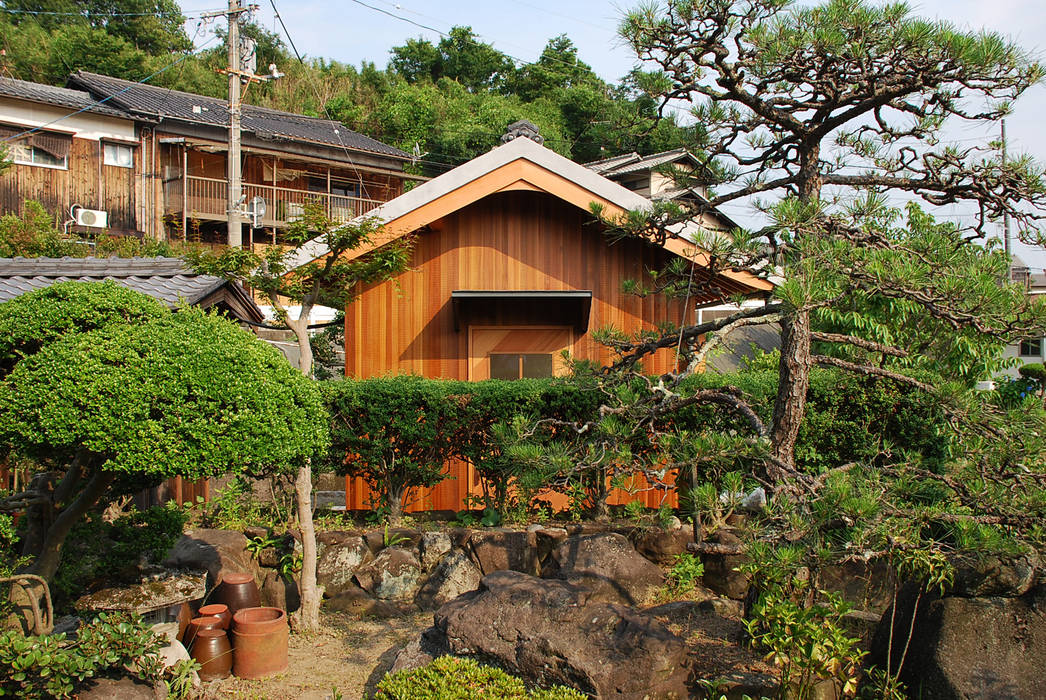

left=373, top=656, right=586, bottom=700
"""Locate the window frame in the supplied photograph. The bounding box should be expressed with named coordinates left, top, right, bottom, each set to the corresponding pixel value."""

left=102, top=141, right=134, bottom=169
left=1019, top=337, right=1043, bottom=358
left=10, top=140, right=68, bottom=170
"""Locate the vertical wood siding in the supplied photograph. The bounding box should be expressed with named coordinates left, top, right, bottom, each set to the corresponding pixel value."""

left=344, top=190, right=686, bottom=512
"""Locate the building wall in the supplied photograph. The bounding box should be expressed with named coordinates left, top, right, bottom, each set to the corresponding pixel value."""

left=342, top=189, right=689, bottom=512
left=0, top=98, right=139, bottom=231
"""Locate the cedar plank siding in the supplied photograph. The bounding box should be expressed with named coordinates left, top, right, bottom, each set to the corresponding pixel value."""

left=0, top=137, right=137, bottom=231
left=343, top=190, right=686, bottom=512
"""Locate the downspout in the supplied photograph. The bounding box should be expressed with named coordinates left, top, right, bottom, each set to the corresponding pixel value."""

left=140, top=127, right=149, bottom=234
left=151, top=127, right=158, bottom=240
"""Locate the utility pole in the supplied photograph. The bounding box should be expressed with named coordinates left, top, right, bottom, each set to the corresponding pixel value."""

left=1002, top=119, right=1012, bottom=261
left=226, top=0, right=244, bottom=248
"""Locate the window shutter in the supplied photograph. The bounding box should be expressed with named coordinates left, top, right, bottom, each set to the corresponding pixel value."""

left=30, top=132, right=71, bottom=160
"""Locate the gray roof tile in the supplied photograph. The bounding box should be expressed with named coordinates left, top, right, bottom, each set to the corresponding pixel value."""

left=68, top=71, right=409, bottom=159
left=0, top=77, right=129, bottom=119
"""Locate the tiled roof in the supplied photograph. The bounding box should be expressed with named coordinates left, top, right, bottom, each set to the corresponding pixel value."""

left=0, top=76, right=128, bottom=119
left=584, top=148, right=697, bottom=177
left=68, top=71, right=409, bottom=160
left=0, top=256, right=235, bottom=307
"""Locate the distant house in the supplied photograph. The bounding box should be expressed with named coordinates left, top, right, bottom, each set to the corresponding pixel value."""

left=294, top=122, right=774, bottom=512
left=1003, top=256, right=1046, bottom=377
left=0, top=73, right=416, bottom=245
left=0, top=256, right=264, bottom=324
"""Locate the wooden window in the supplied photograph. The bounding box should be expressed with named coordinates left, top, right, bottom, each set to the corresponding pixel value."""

left=488, top=353, right=555, bottom=380
left=11, top=139, right=68, bottom=169
left=103, top=142, right=134, bottom=168
left=1020, top=338, right=1043, bottom=357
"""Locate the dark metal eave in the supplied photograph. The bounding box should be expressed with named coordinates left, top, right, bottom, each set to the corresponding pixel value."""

left=451, top=290, right=593, bottom=333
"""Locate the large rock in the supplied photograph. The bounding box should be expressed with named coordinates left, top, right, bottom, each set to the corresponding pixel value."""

left=550, top=532, right=664, bottom=605
left=433, top=571, right=690, bottom=699
left=632, top=524, right=694, bottom=566
left=419, top=531, right=453, bottom=571
left=870, top=586, right=1046, bottom=699
left=162, top=529, right=259, bottom=587
left=326, top=584, right=401, bottom=618
left=415, top=548, right=483, bottom=610
left=816, top=556, right=896, bottom=616
left=950, top=550, right=1039, bottom=598
left=468, top=530, right=538, bottom=575
left=700, top=529, right=749, bottom=600
left=354, top=548, right=423, bottom=601
left=260, top=569, right=300, bottom=612
left=363, top=527, right=422, bottom=555
left=317, top=532, right=372, bottom=596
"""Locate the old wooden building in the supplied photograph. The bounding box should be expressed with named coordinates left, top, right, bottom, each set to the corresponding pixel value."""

left=294, top=122, right=774, bottom=512
left=0, top=73, right=415, bottom=245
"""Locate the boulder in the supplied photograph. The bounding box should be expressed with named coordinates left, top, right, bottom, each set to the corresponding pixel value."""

left=363, top=527, right=422, bottom=555
left=816, top=556, right=896, bottom=616
left=325, top=584, right=401, bottom=618
left=354, top=548, right=423, bottom=601
left=317, top=532, right=372, bottom=596
left=950, top=549, right=1039, bottom=598
left=433, top=571, right=690, bottom=699
left=700, top=529, right=749, bottom=600
left=260, top=569, right=300, bottom=613
left=532, top=526, right=569, bottom=570
left=419, top=532, right=453, bottom=571
left=870, top=586, right=1046, bottom=699
left=468, top=530, right=538, bottom=575
left=162, top=529, right=259, bottom=587
left=550, top=532, right=664, bottom=605
left=632, top=524, right=694, bottom=566
left=415, top=549, right=483, bottom=610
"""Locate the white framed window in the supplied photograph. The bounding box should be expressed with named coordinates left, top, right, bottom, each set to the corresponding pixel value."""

left=11, top=140, right=67, bottom=169
left=103, top=142, right=134, bottom=168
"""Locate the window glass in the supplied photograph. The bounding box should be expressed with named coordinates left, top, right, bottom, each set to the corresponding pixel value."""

left=11, top=142, right=66, bottom=168
left=1020, top=338, right=1043, bottom=357
left=522, top=353, right=554, bottom=378
left=489, top=354, right=520, bottom=380
left=103, top=143, right=133, bottom=168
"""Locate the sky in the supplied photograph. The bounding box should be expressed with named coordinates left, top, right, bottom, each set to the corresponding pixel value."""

left=186, top=0, right=1046, bottom=266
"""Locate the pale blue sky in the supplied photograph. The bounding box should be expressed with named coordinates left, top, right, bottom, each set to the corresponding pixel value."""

left=189, top=0, right=1046, bottom=265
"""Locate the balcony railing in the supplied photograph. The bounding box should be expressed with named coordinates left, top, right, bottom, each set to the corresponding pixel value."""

left=178, top=175, right=385, bottom=226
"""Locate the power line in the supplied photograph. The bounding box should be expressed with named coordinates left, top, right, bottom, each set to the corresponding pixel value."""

left=0, top=6, right=225, bottom=18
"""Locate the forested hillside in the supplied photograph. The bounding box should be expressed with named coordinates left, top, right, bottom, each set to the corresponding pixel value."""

left=0, top=1, right=689, bottom=172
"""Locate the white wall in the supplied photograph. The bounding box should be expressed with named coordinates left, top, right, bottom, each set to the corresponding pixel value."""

left=0, top=97, right=135, bottom=142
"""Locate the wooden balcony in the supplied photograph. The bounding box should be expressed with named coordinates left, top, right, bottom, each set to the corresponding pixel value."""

left=170, top=175, right=385, bottom=227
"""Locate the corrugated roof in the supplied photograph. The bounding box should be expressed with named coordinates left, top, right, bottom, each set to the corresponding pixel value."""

left=0, top=76, right=129, bottom=119
left=0, top=256, right=233, bottom=307
left=68, top=71, right=409, bottom=160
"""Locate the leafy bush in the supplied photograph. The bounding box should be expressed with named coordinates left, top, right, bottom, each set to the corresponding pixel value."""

left=666, top=553, right=704, bottom=595
left=0, top=613, right=181, bottom=699
left=373, top=656, right=586, bottom=700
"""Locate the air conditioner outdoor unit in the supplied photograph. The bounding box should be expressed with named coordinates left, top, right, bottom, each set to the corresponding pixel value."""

left=74, top=208, right=108, bottom=228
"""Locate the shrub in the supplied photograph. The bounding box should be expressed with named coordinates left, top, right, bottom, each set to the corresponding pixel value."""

left=373, top=656, right=586, bottom=700
left=666, top=552, right=704, bottom=595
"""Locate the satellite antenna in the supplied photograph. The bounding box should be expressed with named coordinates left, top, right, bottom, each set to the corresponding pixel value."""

left=247, top=196, right=266, bottom=228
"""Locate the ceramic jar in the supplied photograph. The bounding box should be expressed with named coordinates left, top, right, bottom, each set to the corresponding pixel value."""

left=182, top=615, right=223, bottom=650
left=231, top=607, right=289, bottom=679
left=190, top=628, right=233, bottom=681
left=211, top=572, right=260, bottom=617
left=197, top=603, right=232, bottom=630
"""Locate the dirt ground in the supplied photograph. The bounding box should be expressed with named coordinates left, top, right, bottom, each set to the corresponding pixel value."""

left=200, top=610, right=432, bottom=700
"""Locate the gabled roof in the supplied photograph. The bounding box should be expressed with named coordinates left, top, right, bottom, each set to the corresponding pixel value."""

left=0, top=256, right=264, bottom=323
left=289, top=137, right=772, bottom=295
left=585, top=148, right=705, bottom=178
left=0, top=76, right=129, bottom=119
left=67, top=71, right=408, bottom=160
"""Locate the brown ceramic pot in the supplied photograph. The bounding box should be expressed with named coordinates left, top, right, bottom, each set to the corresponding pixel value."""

left=212, top=573, right=261, bottom=617
left=191, top=628, right=232, bottom=681
left=231, top=607, right=289, bottom=679
left=182, top=615, right=223, bottom=650
left=198, top=603, right=232, bottom=630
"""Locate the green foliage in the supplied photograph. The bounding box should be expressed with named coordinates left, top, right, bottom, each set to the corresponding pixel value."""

left=0, top=612, right=176, bottom=699
left=0, top=298, right=328, bottom=480
left=744, top=590, right=864, bottom=699
left=373, top=655, right=586, bottom=700
left=666, top=553, right=704, bottom=595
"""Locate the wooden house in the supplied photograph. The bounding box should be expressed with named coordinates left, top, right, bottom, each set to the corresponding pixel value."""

left=0, top=73, right=415, bottom=246
left=294, top=121, right=774, bottom=512
left=0, top=77, right=141, bottom=232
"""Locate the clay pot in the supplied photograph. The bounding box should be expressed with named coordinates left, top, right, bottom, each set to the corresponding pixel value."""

left=231, top=607, right=289, bottom=679
left=198, top=603, right=232, bottom=630
left=212, top=573, right=261, bottom=617
left=190, top=628, right=232, bottom=681
left=182, top=615, right=223, bottom=650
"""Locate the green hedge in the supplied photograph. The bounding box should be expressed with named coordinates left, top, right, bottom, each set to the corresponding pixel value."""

left=321, top=368, right=949, bottom=516
left=373, top=656, right=586, bottom=700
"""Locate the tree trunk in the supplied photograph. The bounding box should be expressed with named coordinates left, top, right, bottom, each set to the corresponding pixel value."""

left=28, top=469, right=114, bottom=581
left=387, top=486, right=405, bottom=526
left=287, top=314, right=323, bottom=633
left=770, top=308, right=812, bottom=472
